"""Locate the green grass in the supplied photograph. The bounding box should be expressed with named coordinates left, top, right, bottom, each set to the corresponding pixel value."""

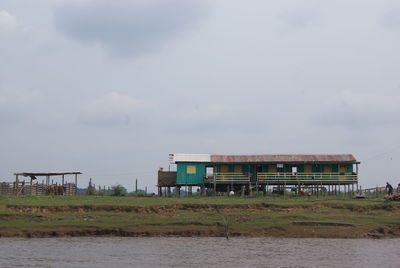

left=0, top=194, right=388, bottom=207
left=0, top=194, right=399, bottom=238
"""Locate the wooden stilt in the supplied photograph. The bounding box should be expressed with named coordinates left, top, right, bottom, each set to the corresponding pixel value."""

left=30, top=177, right=33, bottom=195
left=15, top=174, right=19, bottom=195
left=213, top=176, right=217, bottom=196
left=283, top=181, right=286, bottom=196
left=249, top=181, right=252, bottom=196
left=74, top=174, right=78, bottom=195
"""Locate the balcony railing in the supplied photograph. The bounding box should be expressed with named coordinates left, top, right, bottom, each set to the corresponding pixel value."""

left=214, top=173, right=250, bottom=183
left=257, top=172, right=357, bottom=183
left=206, top=172, right=358, bottom=184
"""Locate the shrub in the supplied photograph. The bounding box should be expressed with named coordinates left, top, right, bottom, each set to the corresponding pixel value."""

left=111, top=184, right=126, bottom=196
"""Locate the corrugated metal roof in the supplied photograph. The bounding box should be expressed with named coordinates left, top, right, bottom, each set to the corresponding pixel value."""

left=210, top=154, right=357, bottom=163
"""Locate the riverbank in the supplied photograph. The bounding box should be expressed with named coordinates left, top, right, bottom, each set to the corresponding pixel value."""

left=1, top=195, right=399, bottom=238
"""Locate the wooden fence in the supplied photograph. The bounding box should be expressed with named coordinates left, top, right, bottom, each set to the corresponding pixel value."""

left=0, top=181, right=77, bottom=196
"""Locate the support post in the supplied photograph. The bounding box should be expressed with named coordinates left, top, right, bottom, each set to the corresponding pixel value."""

left=15, top=174, right=19, bottom=195
left=213, top=175, right=217, bottom=196
left=283, top=181, right=286, bottom=196
left=200, top=185, right=205, bottom=196
left=75, top=174, right=78, bottom=195
left=320, top=182, right=323, bottom=196
left=30, top=177, right=33, bottom=195
left=249, top=181, right=252, bottom=197
left=256, top=181, right=259, bottom=196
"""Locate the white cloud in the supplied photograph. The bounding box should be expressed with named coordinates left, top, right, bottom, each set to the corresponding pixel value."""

left=0, top=10, right=17, bottom=32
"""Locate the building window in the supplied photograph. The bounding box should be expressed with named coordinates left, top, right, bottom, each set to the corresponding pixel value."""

left=186, top=165, right=196, bottom=174
left=234, top=165, right=243, bottom=173
left=292, top=166, right=297, bottom=175
left=206, top=167, right=214, bottom=176
left=220, top=165, right=229, bottom=173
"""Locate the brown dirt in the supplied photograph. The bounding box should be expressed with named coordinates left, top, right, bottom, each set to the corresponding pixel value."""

left=0, top=203, right=360, bottom=214
left=1, top=224, right=400, bottom=239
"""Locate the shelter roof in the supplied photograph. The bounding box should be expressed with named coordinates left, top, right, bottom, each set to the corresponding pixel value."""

left=14, top=172, right=82, bottom=177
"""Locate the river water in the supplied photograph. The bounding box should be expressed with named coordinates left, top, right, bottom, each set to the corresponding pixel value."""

left=0, top=237, right=399, bottom=268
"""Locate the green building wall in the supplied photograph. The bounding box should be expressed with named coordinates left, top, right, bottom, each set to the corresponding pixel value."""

left=176, top=162, right=207, bottom=185
left=175, top=162, right=356, bottom=185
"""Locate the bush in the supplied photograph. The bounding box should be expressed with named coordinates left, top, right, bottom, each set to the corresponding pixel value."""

left=87, top=179, right=96, bottom=195
left=111, top=184, right=126, bottom=196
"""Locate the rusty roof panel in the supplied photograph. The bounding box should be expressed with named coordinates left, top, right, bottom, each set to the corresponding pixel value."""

left=210, top=154, right=357, bottom=163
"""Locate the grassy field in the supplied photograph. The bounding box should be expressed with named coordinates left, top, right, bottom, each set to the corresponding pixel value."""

left=0, top=195, right=399, bottom=238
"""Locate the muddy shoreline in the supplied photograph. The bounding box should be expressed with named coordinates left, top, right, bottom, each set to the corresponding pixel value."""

left=2, top=225, right=399, bottom=239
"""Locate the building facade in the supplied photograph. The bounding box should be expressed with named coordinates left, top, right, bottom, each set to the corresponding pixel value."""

left=158, top=153, right=359, bottom=194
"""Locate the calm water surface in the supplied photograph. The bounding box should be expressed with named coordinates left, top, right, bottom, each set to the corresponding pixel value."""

left=0, top=237, right=399, bottom=268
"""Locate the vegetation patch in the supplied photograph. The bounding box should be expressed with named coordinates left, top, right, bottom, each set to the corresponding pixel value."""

left=0, top=195, right=399, bottom=238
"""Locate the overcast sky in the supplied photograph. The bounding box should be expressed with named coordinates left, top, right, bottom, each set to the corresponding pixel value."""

left=1, top=0, right=400, bottom=191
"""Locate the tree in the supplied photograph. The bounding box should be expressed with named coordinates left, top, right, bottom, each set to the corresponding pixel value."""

left=87, top=178, right=96, bottom=195
left=111, top=184, right=126, bottom=196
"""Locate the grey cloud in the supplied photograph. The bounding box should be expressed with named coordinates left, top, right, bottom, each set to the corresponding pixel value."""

left=78, top=92, right=154, bottom=127
left=54, top=0, right=207, bottom=57
left=315, top=109, right=398, bottom=129
left=314, top=92, right=400, bottom=129
left=0, top=89, right=42, bottom=124
left=278, top=13, right=318, bottom=31
left=381, top=8, right=400, bottom=29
